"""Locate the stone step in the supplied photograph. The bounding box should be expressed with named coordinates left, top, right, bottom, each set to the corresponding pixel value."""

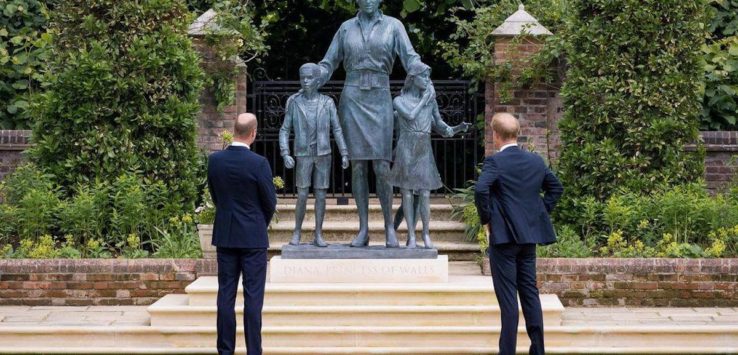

left=268, top=220, right=468, bottom=243
left=275, top=203, right=456, bottom=222
left=185, top=275, right=498, bottom=307
left=1, top=325, right=736, bottom=352
left=148, top=294, right=564, bottom=327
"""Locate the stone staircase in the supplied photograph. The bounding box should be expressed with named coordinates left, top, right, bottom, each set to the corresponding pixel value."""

left=200, top=198, right=480, bottom=261
left=2, top=271, right=738, bottom=353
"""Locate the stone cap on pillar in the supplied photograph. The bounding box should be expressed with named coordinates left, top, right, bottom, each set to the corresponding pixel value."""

left=188, top=9, right=245, bottom=66
left=491, top=4, right=552, bottom=37
left=188, top=9, right=238, bottom=37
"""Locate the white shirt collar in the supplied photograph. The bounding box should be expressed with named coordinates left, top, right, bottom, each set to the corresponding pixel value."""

left=500, top=143, right=518, bottom=152
left=230, top=141, right=250, bottom=149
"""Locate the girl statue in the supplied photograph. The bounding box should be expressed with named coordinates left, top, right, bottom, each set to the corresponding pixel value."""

left=389, top=62, right=470, bottom=248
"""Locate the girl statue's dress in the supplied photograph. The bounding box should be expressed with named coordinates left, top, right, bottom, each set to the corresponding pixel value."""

left=388, top=95, right=448, bottom=191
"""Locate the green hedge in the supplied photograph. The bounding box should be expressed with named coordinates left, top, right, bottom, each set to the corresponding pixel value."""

left=30, top=0, right=205, bottom=210
left=701, top=0, right=738, bottom=130
left=557, top=0, right=706, bottom=221
left=0, top=0, right=50, bottom=129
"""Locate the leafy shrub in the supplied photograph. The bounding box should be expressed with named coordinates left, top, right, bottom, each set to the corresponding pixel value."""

left=0, top=163, right=202, bottom=258
left=57, top=183, right=107, bottom=248
left=12, top=178, right=60, bottom=240
left=30, top=0, right=205, bottom=212
left=537, top=225, right=594, bottom=258
left=557, top=0, right=706, bottom=213
left=151, top=215, right=201, bottom=258
left=701, top=0, right=738, bottom=130
left=552, top=182, right=738, bottom=258
left=0, top=0, right=51, bottom=129
left=450, top=183, right=483, bottom=243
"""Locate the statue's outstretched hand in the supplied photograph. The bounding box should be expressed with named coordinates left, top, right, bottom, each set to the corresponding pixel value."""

left=283, top=155, right=295, bottom=169
left=341, top=155, right=350, bottom=170
left=452, top=122, right=472, bottom=135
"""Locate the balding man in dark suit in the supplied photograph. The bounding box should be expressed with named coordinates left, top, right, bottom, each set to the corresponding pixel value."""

left=474, top=113, right=563, bottom=355
left=208, top=113, right=277, bottom=355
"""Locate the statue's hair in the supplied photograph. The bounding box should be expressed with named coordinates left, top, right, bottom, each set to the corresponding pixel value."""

left=401, top=62, right=431, bottom=95
left=299, top=63, right=321, bottom=78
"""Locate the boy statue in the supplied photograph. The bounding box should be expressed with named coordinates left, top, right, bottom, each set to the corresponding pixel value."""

left=279, top=62, right=349, bottom=247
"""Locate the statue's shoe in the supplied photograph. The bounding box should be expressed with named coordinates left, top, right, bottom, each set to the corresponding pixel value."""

left=312, top=235, right=328, bottom=247
left=406, top=236, right=417, bottom=249
left=422, top=233, right=434, bottom=249
left=385, top=228, right=399, bottom=248
left=288, top=234, right=301, bottom=246
left=350, top=230, right=369, bottom=247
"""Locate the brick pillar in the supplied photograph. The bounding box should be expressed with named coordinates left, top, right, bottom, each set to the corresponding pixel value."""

left=0, top=130, right=31, bottom=197
left=485, top=5, right=562, bottom=162
left=189, top=10, right=248, bottom=153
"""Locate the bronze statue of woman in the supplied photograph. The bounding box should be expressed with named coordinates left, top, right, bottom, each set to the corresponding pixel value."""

left=317, top=0, right=423, bottom=248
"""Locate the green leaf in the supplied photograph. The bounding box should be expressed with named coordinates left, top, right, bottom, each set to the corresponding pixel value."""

left=12, top=80, right=29, bottom=90
left=403, top=0, right=422, bottom=13
left=730, top=44, right=738, bottom=56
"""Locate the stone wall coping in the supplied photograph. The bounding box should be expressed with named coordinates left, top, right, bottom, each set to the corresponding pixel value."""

left=0, top=257, right=735, bottom=272
left=0, top=258, right=216, bottom=274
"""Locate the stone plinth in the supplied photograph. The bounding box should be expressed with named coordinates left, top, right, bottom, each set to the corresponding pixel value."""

left=281, top=244, right=438, bottom=259
left=269, top=255, right=449, bottom=283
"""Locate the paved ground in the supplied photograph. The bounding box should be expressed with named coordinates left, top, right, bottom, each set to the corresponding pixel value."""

left=1, top=305, right=736, bottom=327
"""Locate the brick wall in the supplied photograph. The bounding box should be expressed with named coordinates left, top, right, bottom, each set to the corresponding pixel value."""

left=485, top=36, right=563, bottom=161
left=483, top=258, right=738, bottom=307
left=0, top=130, right=31, bottom=187
left=191, top=38, right=247, bottom=153
left=0, top=259, right=217, bottom=306
left=699, top=131, right=738, bottom=192
left=1, top=258, right=736, bottom=307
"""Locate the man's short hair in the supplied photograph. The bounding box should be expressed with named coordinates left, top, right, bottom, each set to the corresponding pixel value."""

left=299, top=63, right=321, bottom=78
left=491, top=113, right=520, bottom=141
left=234, top=113, right=257, bottom=137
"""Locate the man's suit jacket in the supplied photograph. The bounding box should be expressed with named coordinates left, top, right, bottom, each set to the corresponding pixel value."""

left=278, top=94, right=348, bottom=157
left=474, top=146, right=563, bottom=245
left=207, top=146, right=277, bottom=249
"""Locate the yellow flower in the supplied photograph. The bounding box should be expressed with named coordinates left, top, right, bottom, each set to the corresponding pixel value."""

left=221, top=130, right=233, bottom=144
left=127, top=234, right=140, bottom=249
left=181, top=214, right=194, bottom=224
left=637, top=219, right=649, bottom=229
left=273, top=176, right=285, bottom=189
left=86, top=238, right=101, bottom=250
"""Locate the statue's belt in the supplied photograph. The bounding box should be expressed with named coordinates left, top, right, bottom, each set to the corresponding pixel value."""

left=345, top=71, right=390, bottom=90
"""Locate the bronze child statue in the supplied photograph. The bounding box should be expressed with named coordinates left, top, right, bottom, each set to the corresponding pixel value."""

left=389, top=62, right=470, bottom=248
left=279, top=63, right=349, bottom=247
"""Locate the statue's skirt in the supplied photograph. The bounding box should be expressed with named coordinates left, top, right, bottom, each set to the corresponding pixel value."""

left=338, top=85, right=394, bottom=161
left=388, top=131, right=443, bottom=191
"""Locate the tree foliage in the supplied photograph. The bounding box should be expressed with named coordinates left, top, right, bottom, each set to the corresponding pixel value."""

left=204, top=0, right=485, bottom=80
left=557, top=0, right=706, bottom=223
left=0, top=0, right=50, bottom=129
left=439, top=0, right=568, bottom=84
left=30, top=0, right=205, bottom=211
left=701, top=0, right=738, bottom=130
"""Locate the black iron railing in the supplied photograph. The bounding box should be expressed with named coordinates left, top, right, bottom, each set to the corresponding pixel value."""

left=248, top=78, right=484, bottom=198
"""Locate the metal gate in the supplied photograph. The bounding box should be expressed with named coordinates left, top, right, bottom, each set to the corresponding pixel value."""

left=248, top=75, right=484, bottom=198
